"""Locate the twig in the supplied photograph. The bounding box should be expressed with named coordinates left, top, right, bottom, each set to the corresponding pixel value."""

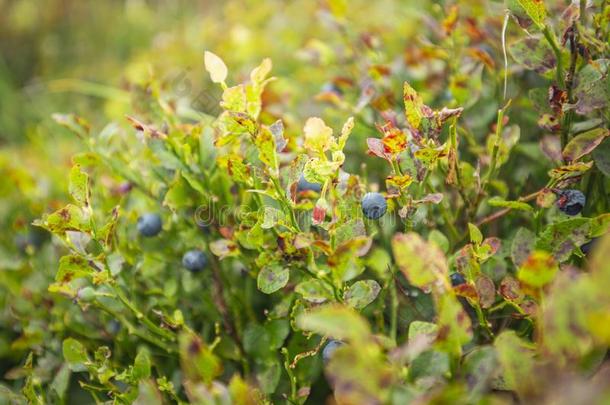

left=476, top=190, right=541, bottom=227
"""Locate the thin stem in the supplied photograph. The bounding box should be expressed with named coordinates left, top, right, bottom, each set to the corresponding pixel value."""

left=476, top=190, right=542, bottom=227
left=94, top=301, right=175, bottom=353
left=561, top=23, right=579, bottom=153
left=389, top=269, right=398, bottom=343
left=111, top=285, right=175, bottom=341
left=542, top=26, right=565, bottom=88
left=483, top=103, right=510, bottom=193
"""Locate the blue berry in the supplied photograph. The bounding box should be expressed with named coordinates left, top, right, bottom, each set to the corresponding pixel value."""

left=580, top=238, right=597, bottom=256
left=556, top=189, right=585, bottom=216
left=182, top=250, right=208, bottom=272
left=361, top=192, right=387, bottom=219
left=107, top=320, right=121, bottom=335
left=297, top=175, right=321, bottom=193
left=137, top=213, right=162, bottom=237
left=450, top=273, right=466, bottom=286
left=321, top=82, right=343, bottom=96
left=15, top=226, right=49, bottom=253
left=322, top=340, right=344, bottom=364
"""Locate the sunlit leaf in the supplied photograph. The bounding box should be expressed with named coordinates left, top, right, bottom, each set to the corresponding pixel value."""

left=392, top=233, right=448, bottom=291
left=517, top=250, right=558, bottom=287
left=204, top=51, right=228, bottom=84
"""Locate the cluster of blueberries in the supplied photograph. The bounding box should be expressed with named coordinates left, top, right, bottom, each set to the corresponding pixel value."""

left=133, top=186, right=591, bottom=364
left=137, top=213, right=207, bottom=272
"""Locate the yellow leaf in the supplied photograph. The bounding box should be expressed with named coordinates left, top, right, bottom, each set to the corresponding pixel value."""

left=204, top=51, right=228, bottom=84
left=303, top=117, right=336, bottom=153
left=403, top=82, right=424, bottom=130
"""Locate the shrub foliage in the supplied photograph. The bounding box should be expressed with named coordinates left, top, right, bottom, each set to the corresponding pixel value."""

left=2, top=0, right=610, bottom=403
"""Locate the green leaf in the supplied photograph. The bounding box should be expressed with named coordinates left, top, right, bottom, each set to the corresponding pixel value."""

left=132, top=347, right=152, bottom=381
left=593, top=137, right=610, bottom=177
left=548, top=161, right=593, bottom=180
left=462, top=347, right=499, bottom=400
left=403, top=82, right=425, bottom=131
left=494, top=331, right=535, bottom=392
left=179, top=332, right=222, bottom=384
left=517, top=250, right=559, bottom=287
left=220, top=84, right=247, bottom=113
left=436, top=294, right=472, bottom=354
left=409, top=350, right=450, bottom=382
left=210, top=239, right=239, bottom=260
left=294, top=279, right=334, bottom=303
left=36, top=204, right=92, bottom=235
left=256, top=360, right=281, bottom=394
left=250, top=58, right=272, bottom=85
left=204, top=51, right=228, bottom=84
left=391, top=232, right=448, bottom=290
left=55, top=255, right=93, bottom=284
left=134, top=380, right=163, bottom=405
left=562, top=127, right=609, bottom=162
left=68, top=165, right=90, bottom=207
left=254, top=125, right=279, bottom=176
left=509, top=36, right=555, bottom=73
left=260, top=207, right=283, bottom=229
left=50, top=364, right=71, bottom=401
left=62, top=338, right=89, bottom=370
left=408, top=321, right=438, bottom=341
left=265, top=319, right=290, bottom=350
left=428, top=230, right=450, bottom=254
left=303, top=157, right=340, bottom=184
left=468, top=223, right=483, bottom=245
left=257, top=264, right=289, bottom=294
left=508, top=0, right=547, bottom=28
left=536, top=217, right=590, bottom=261
left=589, top=214, right=610, bottom=238
left=573, top=59, right=610, bottom=115
left=343, top=280, right=381, bottom=309
left=488, top=197, right=533, bottom=212
left=511, top=227, right=535, bottom=267
left=243, top=324, right=271, bottom=357
left=296, top=304, right=371, bottom=343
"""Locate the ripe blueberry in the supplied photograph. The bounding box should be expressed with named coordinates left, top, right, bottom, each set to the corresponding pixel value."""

left=555, top=189, right=586, bottom=216
left=297, top=175, right=321, bottom=193
left=182, top=250, right=208, bottom=272
left=107, top=320, right=121, bottom=335
left=15, top=226, right=49, bottom=253
left=321, top=82, right=343, bottom=96
left=450, top=272, right=466, bottom=286
left=580, top=238, right=598, bottom=256
left=361, top=192, right=387, bottom=219
left=137, top=213, right=162, bottom=237
left=322, top=340, right=344, bottom=364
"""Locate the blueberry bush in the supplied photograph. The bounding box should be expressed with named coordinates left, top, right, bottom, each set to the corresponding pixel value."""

left=2, top=0, right=610, bottom=403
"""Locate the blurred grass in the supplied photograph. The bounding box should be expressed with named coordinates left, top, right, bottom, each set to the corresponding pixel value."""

left=0, top=0, right=424, bottom=144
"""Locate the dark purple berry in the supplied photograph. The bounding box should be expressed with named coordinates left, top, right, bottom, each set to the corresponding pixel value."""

left=137, top=213, right=163, bottom=237
left=555, top=189, right=586, bottom=216
left=182, top=250, right=207, bottom=272
left=361, top=192, right=387, bottom=220
left=297, top=175, right=321, bottom=193
left=450, top=272, right=466, bottom=286
left=322, top=340, right=344, bottom=364
left=580, top=238, right=598, bottom=256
